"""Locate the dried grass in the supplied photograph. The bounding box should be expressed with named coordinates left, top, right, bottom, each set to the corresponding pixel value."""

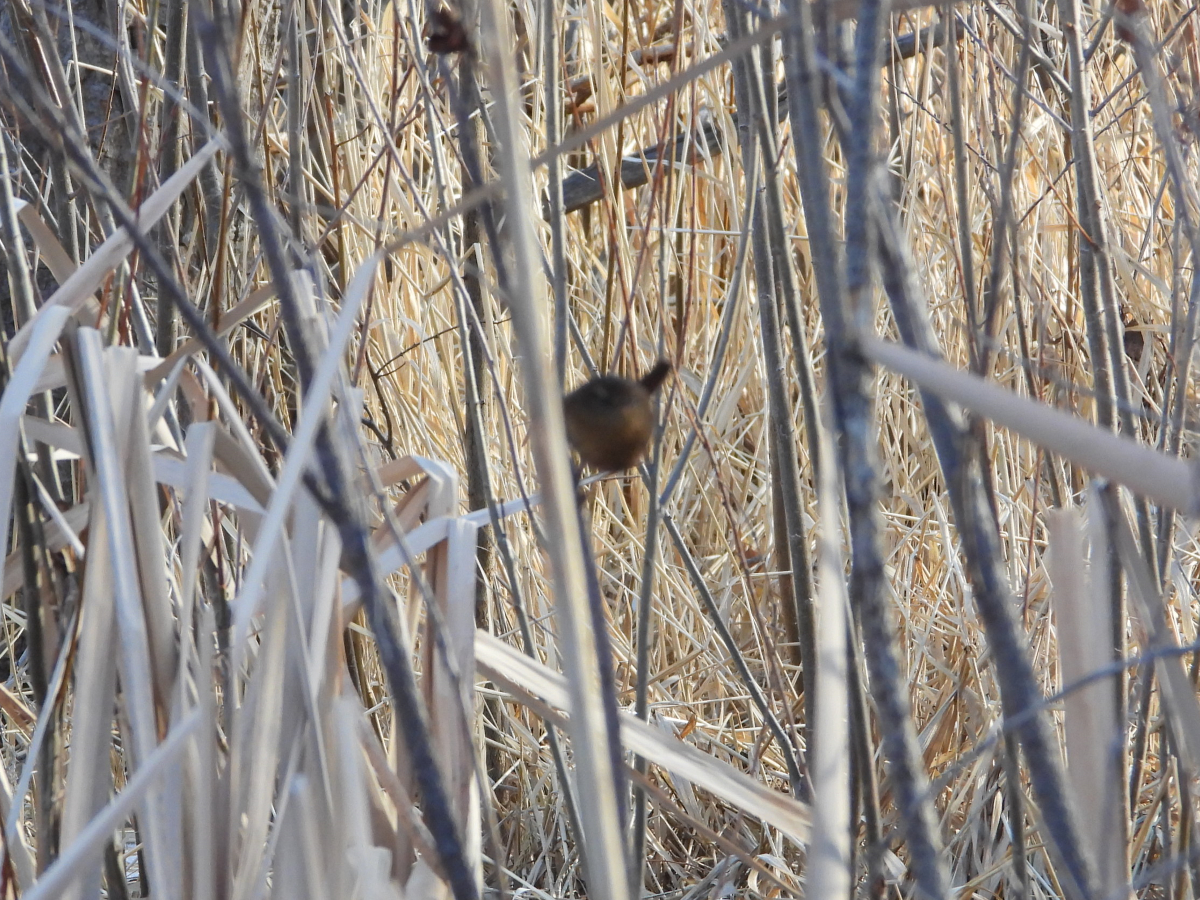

left=1, top=0, right=1199, bottom=897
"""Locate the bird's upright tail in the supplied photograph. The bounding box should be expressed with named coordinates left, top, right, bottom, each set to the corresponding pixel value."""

left=639, top=360, right=673, bottom=393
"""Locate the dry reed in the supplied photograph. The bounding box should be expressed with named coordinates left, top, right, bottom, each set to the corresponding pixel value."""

left=1, top=0, right=1199, bottom=897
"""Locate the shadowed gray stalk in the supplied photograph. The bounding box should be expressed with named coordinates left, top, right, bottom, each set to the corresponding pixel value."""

left=959, top=3, right=1038, bottom=891
left=285, top=0, right=305, bottom=249
left=1155, top=219, right=1200, bottom=555
left=362, top=20, right=591, bottom=867
left=184, top=18, right=223, bottom=261
left=154, top=0, right=189, bottom=360
left=632, top=84, right=760, bottom=887
left=627, top=13, right=716, bottom=893
left=1045, top=13, right=1146, bottom=850
left=631, top=82, right=682, bottom=888
left=9, top=441, right=59, bottom=867
left=1119, top=8, right=1200, bottom=620
left=194, top=9, right=481, bottom=899
left=738, top=2, right=826, bottom=704
left=405, top=0, right=592, bottom=876
left=630, top=394, right=665, bottom=897
left=1053, top=0, right=1133, bottom=441
left=542, top=0, right=569, bottom=382
left=662, top=514, right=804, bottom=793
left=2, top=3, right=155, bottom=355
left=472, top=0, right=630, bottom=893
left=1058, top=0, right=1167, bottom=857
left=944, top=5, right=977, bottom=366
left=779, top=0, right=950, bottom=897
left=623, top=104, right=680, bottom=883
left=657, top=160, right=754, bottom=505
left=0, top=111, right=62, bottom=499
left=9, top=0, right=83, bottom=265
left=872, top=196, right=1097, bottom=900
left=977, top=0, right=1033, bottom=373
left=846, top=620, right=885, bottom=898
left=721, top=0, right=814, bottom=796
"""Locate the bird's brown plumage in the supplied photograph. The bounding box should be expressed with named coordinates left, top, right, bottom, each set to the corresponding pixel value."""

left=563, top=360, right=672, bottom=471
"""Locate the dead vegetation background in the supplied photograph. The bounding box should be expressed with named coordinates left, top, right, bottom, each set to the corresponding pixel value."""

left=0, top=0, right=1199, bottom=898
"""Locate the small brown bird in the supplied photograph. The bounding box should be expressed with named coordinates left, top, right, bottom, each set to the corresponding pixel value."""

left=563, top=360, right=672, bottom=472
left=425, top=7, right=469, bottom=54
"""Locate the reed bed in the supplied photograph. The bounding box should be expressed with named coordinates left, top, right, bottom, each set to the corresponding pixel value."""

left=0, top=0, right=1198, bottom=898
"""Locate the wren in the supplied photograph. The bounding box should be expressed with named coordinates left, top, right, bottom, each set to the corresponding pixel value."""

left=425, top=7, right=469, bottom=54
left=562, top=360, right=672, bottom=472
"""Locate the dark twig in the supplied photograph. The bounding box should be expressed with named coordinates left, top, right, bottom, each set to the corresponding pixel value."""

left=193, top=9, right=480, bottom=899
left=557, top=21, right=958, bottom=215
left=873, top=198, right=1096, bottom=900
left=780, top=0, right=951, bottom=894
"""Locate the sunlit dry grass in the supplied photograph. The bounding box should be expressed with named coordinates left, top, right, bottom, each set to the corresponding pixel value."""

left=1, top=0, right=1199, bottom=897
